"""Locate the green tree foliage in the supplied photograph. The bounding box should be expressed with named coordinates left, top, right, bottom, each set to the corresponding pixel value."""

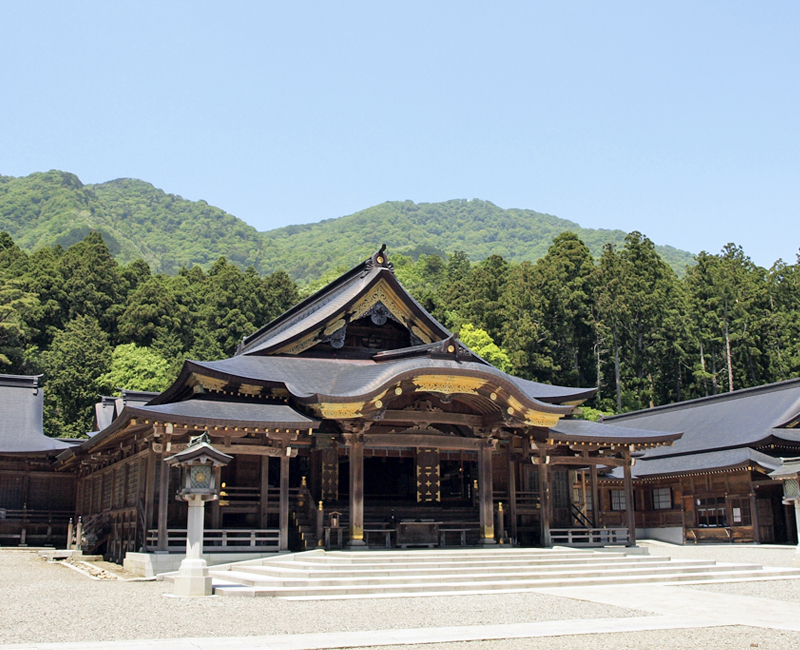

left=1, top=172, right=695, bottom=282
left=458, top=323, right=511, bottom=373
left=41, top=315, right=111, bottom=438
left=99, top=343, right=172, bottom=393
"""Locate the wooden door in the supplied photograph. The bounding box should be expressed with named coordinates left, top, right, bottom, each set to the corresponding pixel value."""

left=756, top=498, right=775, bottom=543
left=320, top=448, right=339, bottom=502
left=416, top=448, right=441, bottom=503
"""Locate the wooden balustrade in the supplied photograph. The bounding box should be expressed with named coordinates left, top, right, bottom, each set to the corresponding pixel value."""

left=145, top=528, right=280, bottom=552
left=549, top=527, right=629, bottom=546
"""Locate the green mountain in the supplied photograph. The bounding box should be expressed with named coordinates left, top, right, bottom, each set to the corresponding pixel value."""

left=0, top=170, right=696, bottom=280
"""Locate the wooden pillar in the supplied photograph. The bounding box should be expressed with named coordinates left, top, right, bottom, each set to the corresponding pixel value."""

left=507, top=443, right=518, bottom=545
left=143, top=451, right=156, bottom=550
left=750, top=492, right=761, bottom=544
left=478, top=440, right=495, bottom=544
left=156, top=456, right=169, bottom=551
left=538, top=448, right=551, bottom=547
left=279, top=453, right=290, bottom=551
left=623, top=448, right=637, bottom=547
left=259, top=455, right=270, bottom=529
left=590, top=458, right=600, bottom=528
left=347, top=434, right=365, bottom=546
left=210, top=466, right=221, bottom=529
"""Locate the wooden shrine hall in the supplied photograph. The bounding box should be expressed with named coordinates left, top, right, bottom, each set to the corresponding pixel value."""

left=54, top=246, right=681, bottom=567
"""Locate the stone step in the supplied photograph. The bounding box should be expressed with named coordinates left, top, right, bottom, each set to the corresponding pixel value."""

left=214, top=567, right=800, bottom=598
left=214, top=560, right=745, bottom=588
left=293, top=549, right=621, bottom=564
left=208, top=548, right=800, bottom=599
left=257, top=553, right=663, bottom=570
left=235, top=557, right=696, bottom=579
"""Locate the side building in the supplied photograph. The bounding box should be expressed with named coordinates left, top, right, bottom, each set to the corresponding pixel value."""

left=603, top=379, right=800, bottom=545
left=0, top=375, right=77, bottom=546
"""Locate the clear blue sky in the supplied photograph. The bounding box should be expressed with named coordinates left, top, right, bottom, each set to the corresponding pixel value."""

left=1, top=1, right=798, bottom=268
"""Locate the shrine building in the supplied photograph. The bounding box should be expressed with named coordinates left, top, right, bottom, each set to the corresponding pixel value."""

left=15, top=246, right=681, bottom=572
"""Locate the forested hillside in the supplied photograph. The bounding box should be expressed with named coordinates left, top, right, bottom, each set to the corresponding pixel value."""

left=0, top=170, right=694, bottom=280
left=1, top=227, right=798, bottom=438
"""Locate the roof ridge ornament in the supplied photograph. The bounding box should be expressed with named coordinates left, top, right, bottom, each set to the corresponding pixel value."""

left=364, top=244, right=394, bottom=275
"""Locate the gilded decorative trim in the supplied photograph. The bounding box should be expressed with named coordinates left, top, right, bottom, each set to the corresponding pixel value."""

left=411, top=325, right=432, bottom=344
left=196, top=375, right=228, bottom=392
left=481, top=525, right=495, bottom=540
left=280, top=332, right=321, bottom=355
left=506, top=395, right=563, bottom=428
left=316, top=402, right=365, bottom=419
left=412, top=375, right=486, bottom=396
left=350, top=525, right=364, bottom=541
left=323, top=318, right=347, bottom=336
left=239, top=383, right=263, bottom=397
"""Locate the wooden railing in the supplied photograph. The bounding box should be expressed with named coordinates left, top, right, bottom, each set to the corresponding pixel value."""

left=549, top=527, right=630, bottom=546
left=0, top=508, right=73, bottom=546
left=145, top=528, right=280, bottom=552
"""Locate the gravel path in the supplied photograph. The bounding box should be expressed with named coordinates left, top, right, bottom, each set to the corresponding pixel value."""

left=0, top=551, right=640, bottom=645
left=356, top=627, right=800, bottom=650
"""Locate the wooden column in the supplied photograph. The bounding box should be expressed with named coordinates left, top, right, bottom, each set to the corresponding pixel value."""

left=478, top=440, right=495, bottom=544
left=259, top=456, right=270, bottom=529
left=750, top=492, right=761, bottom=544
left=347, top=434, right=365, bottom=546
left=590, top=458, right=600, bottom=528
left=279, top=453, right=290, bottom=551
left=156, top=456, right=170, bottom=551
left=210, top=466, right=221, bottom=529
left=142, top=452, right=156, bottom=550
left=507, top=443, right=518, bottom=545
left=538, top=448, right=551, bottom=547
left=623, top=448, right=637, bottom=547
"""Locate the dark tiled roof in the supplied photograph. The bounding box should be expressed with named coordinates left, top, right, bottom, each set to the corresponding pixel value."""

left=604, top=378, right=800, bottom=458
left=128, top=399, right=319, bottom=429
left=172, top=355, right=592, bottom=412
left=549, top=418, right=682, bottom=446
left=622, top=447, right=782, bottom=478
left=0, top=375, right=72, bottom=453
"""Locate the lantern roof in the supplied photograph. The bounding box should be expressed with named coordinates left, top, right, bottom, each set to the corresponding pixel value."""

left=164, top=432, right=233, bottom=467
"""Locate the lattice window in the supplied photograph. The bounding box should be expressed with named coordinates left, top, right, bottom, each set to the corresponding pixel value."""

left=729, top=497, right=752, bottom=526
left=610, top=489, right=626, bottom=511
left=652, top=487, right=671, bottom=510
left=696, top=496, right=727, bottom=527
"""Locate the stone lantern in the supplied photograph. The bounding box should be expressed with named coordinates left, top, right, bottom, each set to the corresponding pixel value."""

left=165, top=432, right=232, bottom=596
left=769, top=458, right=800, bottom=568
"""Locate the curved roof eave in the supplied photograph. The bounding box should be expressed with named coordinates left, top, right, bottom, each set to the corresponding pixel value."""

left=166, top=357, right=587, bottom=417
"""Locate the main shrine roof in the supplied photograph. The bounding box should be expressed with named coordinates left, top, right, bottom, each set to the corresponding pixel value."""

left=155, top=355, right=594, bottom=412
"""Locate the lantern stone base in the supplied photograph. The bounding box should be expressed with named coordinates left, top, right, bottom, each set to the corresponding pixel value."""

left=173, top=558, right=212, bottom=597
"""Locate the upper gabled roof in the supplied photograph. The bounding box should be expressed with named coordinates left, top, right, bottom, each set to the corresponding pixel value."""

left=605, top=377, right=800, bottom=458
left=238, top=246, right=451, bottom=356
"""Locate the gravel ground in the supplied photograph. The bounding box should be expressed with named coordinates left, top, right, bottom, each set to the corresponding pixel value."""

left=0, top=550, right=640, bottom=645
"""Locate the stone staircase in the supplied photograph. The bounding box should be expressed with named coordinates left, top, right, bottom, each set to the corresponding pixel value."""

left=207, top=547, right=800, bottom=599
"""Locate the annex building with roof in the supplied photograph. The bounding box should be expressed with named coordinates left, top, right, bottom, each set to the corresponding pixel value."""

left=605, top=378, right=800, bottom=545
